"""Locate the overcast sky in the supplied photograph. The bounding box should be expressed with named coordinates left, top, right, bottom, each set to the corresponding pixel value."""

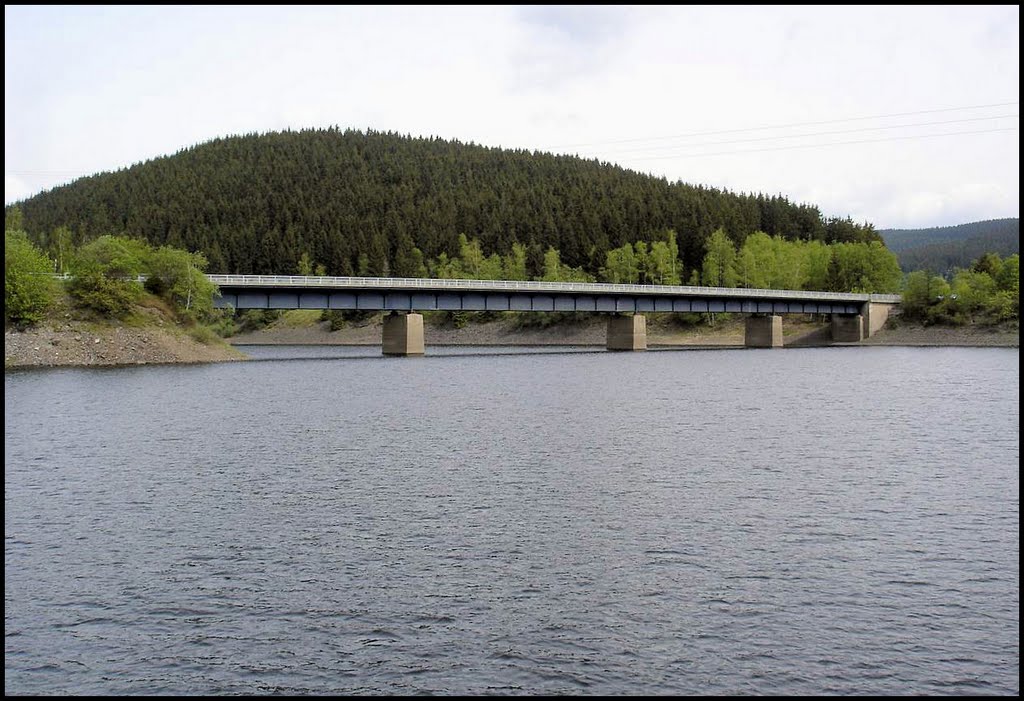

left=4, top=5, right=1019, bottom=229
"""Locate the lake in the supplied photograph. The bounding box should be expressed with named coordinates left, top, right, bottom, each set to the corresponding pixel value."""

left=4, top=346, right=1019, bottom=694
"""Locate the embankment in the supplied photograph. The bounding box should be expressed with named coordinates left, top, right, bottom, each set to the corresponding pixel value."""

left=228, top=314, right=748, bottom=347
left=7, top=313, right=1016, bottom=370
left=228, top=312, right=1019, bottom=349
left=5, top=321, right=246, bottom=369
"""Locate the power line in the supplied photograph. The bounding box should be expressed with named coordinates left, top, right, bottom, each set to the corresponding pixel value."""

left=626, top=126, right=1019, bottom=161
left=7, top=111, right=1019, bottom=175
left=544, top=101, right=1021, bottom=150
left=597, top=114, right=1019, bottom=157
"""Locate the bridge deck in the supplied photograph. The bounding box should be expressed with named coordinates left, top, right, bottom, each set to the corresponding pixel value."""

left=207, top=275, right=899, bottom=302
left=208, top=275, right=899, bottom=315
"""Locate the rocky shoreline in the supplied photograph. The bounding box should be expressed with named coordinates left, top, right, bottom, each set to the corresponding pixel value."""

left=5, top=316, right=1017, bottom=370
left=858, top=323, right=1019, bottom=347
left=229, top=315, right=1018, bottom=349
left=4, top=321, right=245, bottom=369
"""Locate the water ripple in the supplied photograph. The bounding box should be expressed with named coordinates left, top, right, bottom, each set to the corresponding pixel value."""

left=4, top=346, right=1019, bottom=695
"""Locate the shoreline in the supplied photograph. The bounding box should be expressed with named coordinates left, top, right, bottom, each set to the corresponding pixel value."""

left=4, top=321, right=246, bottom=370
left=5, top=316, right=1018, bottom=370
left=227, top=315, right=1019, bottom=349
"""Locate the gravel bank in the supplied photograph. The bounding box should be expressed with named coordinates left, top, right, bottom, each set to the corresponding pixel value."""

left=5, top=321, right=246, bottom=369
left=229, top=314, right=1018, bottom=349
left=861, top=323, right=1018, bottom=347
left=7, top=316, right=1014, bottom=370
left=228, top=315, right=747, bottom=347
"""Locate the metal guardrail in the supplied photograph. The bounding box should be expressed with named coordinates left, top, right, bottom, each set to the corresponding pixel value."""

left=205, top=274, right=901, bottom=304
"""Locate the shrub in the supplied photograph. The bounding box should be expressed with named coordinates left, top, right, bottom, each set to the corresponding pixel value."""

left=236, top=309, right=282, bottom=332
left=187, top=325, right=220, bottom=345
left=66, top=262, right=141, bottom=318
left=5, top=230, right=58, bottom=327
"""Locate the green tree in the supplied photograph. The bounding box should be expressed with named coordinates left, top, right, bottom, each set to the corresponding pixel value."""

left=934, top=253, right=1019, bottom=323
left=773, top=237, right=804, bottom=290
left=66, top=261, right=141, bottom=317
left=432, top=251, right=464, bottom=279
left=457, top=233, right=486, bottom=277
left=366, top=232, right=389, bottom=276
left=862, top=241, right=903, bottom=292
left=825, top=241, right=901, bottom=293
left=5, top=230, right=58, bottom=327
left=647, top=234, right=681, bottom=285
left=737, top=231, right=773, bottom=288
left=802, top=240, right=832, bottom=290
left=39, top=225, right=74, bottom=274
left=993, top=254, right=1018, bottom=325
left=602, top=243, right=638, bottom=283
left=538, top=246, right=592, bottom=282
left=736, top=246, right=758, bottom=289
left=502, top=242, right=528, bottom=281
left=541, top=247, right=564, bottom=282
left=701, top=228, right=738, bottom=287
left=633, top=241, right=650, bottom=283
left=995, top=254, right=1018, bottom=292
left=972, top=252, right=1003, bottom=278
left=146, top=246, right=218, bottom=320
left=5, top=205, right=24, bottom=232
left=393, top=232, right=427, bottom=278
left=77, top=235, right=149, bottom=279
left=901, top=270, right=950, bottom=321
left=665, top=229, right=681, bottom=281
left=946, top=269, right=997, bottom=321
left=66, top=235, right=148, bottom=317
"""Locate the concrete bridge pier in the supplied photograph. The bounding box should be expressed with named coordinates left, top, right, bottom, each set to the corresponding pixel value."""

left=745, top=315, right=783, bottom=348
left=382, top=312, right=425, bottom=356
left=607, top=314, right=647, bottom=351
left=831, top=314, right=864, bottom=342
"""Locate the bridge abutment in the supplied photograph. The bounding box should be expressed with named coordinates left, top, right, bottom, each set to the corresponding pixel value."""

left=382, top=312, right=425, bottom=356
left=831, top=314, right=864, bottom=342
left=745, top=315, right=783, bottom=348
left=607, top=314, right=647, bottom=351
left=862, top=302, right=891, bottom=338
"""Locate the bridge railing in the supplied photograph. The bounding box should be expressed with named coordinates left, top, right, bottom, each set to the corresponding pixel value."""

left=205, top=274, right=901, bottom=304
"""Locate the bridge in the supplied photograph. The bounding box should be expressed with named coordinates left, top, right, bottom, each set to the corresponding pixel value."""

left=208, top=275, right=901, bottom=355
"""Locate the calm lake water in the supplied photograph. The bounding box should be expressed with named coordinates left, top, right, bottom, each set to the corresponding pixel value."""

left=5, top=346, right=1019, bottom=695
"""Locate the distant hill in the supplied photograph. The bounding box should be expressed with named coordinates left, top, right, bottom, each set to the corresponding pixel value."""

left=881, top=218, right=1019, bottom=273
left=9, top=128, right=881, bottom=277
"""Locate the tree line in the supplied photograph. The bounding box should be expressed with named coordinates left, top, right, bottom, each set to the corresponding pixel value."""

left=390, top=228, right=903, bottom=294
left=7, top=211, right=1014, bottom=332
left=10, top=128, right=882, bottom=283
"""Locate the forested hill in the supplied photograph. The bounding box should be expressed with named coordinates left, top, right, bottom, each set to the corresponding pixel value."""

left=12, top=128, right=880, bottom=278
left=881, top=218, right=1019, bottom=274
